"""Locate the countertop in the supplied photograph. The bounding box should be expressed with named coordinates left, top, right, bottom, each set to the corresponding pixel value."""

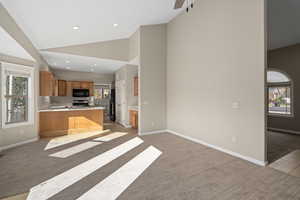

left=128, top=105, right=139, bottom=111
left=39, top=106, right=105, bottom=112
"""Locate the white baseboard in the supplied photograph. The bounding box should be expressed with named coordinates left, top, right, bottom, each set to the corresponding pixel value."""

left=0, top=137, right=39, bottom=152
left=123, top=124, right=132, bottom=129
left=139, top=130, right=167, bottom=136
left=268, top=127, right=300, bottom=135
left=116, top=121, right=132, bottom=129
left=166, top=129, right=268, bottom=167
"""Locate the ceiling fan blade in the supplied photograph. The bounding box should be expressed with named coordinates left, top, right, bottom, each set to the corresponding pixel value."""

left=174, top=0, right=185, bottom=9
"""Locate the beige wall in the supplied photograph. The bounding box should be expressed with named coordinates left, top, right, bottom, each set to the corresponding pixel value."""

left=115, top=65, right=138, bottom=126
left=44, top=39, right=130, bottom=62
left=139, top=24, right=167, bottom=134
left=167, top=0, right=266, bottom=162
left=52, top=69, right=115, bottom=84
left=129, top=30, right=140, bottom=62
left=45, top=28, right=140, bottom=63
left=0, top=3, right=49, bottom=70
left=0, top=61, right=39, bottom=150
left=126, top=66, right=138, bottom=107
left=268, top=44, right=300, bottom=132
left=0, top=3, right=46, bottom=150
left=0, top=53, right=35, bottom=67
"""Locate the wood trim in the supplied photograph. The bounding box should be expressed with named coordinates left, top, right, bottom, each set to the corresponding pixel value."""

left=134, top=76, right=138, bottom=96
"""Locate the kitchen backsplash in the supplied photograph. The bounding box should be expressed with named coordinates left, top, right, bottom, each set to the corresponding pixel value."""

left=38, top=96, right=51, bottom=109
left=38, top=96, right=110, bottom=109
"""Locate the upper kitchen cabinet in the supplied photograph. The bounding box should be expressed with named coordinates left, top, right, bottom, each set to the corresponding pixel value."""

left=71, top=81, right=81, bottom=89
left=80, top=81, right=90, bottom=89
left=89, top=82, right=94, bottom=96
left=134, top=76, right=138, bottom=96
left=40, top=74, right=94, bottom=97
left=40, top=71, right=67, bottom=96
left=66, top=81, right=73, bottom=96
left=65, top=81, right=94, bottom=97
left=40, top=71, right=55, bottom=96
left=57, top=80, right=67, bottom=96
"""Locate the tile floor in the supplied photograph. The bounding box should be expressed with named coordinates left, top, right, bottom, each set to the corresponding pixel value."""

left=267, top=131, right=300, bottom=163
left=270, top=150, right=300, bottom=178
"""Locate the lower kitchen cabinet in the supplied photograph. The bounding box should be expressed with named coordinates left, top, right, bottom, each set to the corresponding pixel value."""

left=39, top=109, right=104, bottom=137
left=129, top=110, right=138, bottom=129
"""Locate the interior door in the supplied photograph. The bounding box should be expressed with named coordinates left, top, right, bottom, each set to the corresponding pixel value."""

left=115, top=81, right=121, bottom=123
left=115, top=80, right=126, bottom=124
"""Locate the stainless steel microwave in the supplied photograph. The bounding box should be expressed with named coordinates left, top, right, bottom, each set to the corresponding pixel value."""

left=72, top=89, right=89, bottom=97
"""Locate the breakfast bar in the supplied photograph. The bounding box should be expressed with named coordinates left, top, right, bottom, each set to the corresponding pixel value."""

left=39, top=106, right=105, bottom=138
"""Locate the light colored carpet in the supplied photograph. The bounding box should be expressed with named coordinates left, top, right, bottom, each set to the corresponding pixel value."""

left=1, top=124, right=300, bottom=199
left=0, top=193, right=27, bottom=200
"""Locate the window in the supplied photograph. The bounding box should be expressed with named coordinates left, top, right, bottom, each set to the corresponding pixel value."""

left=1, top=62, right=35, bottom=128
left=94, top=85, right=110, bottom=100
left=267, top=70, right=292, bottom=116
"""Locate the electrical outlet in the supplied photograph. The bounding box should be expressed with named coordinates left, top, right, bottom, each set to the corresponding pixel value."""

left=151, top=122, right=155, bottom=127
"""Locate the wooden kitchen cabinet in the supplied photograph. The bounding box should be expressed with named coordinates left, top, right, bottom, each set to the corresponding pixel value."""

left=66, top=81, right=73, bottom=96
left=58, top=80, right=67, bottom=96
left=40, top=71, right=55, bottom=96
left=89, top=82, right=94, bottom=96
left=72, top=81, right=81, bottom=89
left=40, top=72, right=94, bottom=97
left=129, top=110, right=138, bottom=129
left=65, top=81, right=94, bottom=96
left=134, top=76, right=138, bottom=96
left=53, top=80, right=58, bottom=96
left=53, top=80, right=67, bottom=96
left=80, top=82, right=94, bottom=96
left=80, top=81, right=90, bottom=89
left=39, top=109, right=104, bottom=137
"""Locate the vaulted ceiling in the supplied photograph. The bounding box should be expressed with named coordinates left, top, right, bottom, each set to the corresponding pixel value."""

left=0, top=0, right=182, bottom=49
left=0, top=25, right=33, bottom=60
left=1, top=0, right=183, bottom=72
left=41, top=51, right=127, bottom=73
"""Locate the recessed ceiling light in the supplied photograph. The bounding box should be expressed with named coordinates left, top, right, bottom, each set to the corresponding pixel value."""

left=73, top=26, right=80, bottom=30
left=66, top=60, right=70, bottom=63
left=94, top=64, right=97, bottom=66
left=113, top=23, right=118, bottom=27
left=66, top=67, right=71, bottom=70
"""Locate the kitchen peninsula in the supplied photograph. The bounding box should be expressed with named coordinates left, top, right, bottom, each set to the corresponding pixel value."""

left=39, top=106, right=104, bottom=138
